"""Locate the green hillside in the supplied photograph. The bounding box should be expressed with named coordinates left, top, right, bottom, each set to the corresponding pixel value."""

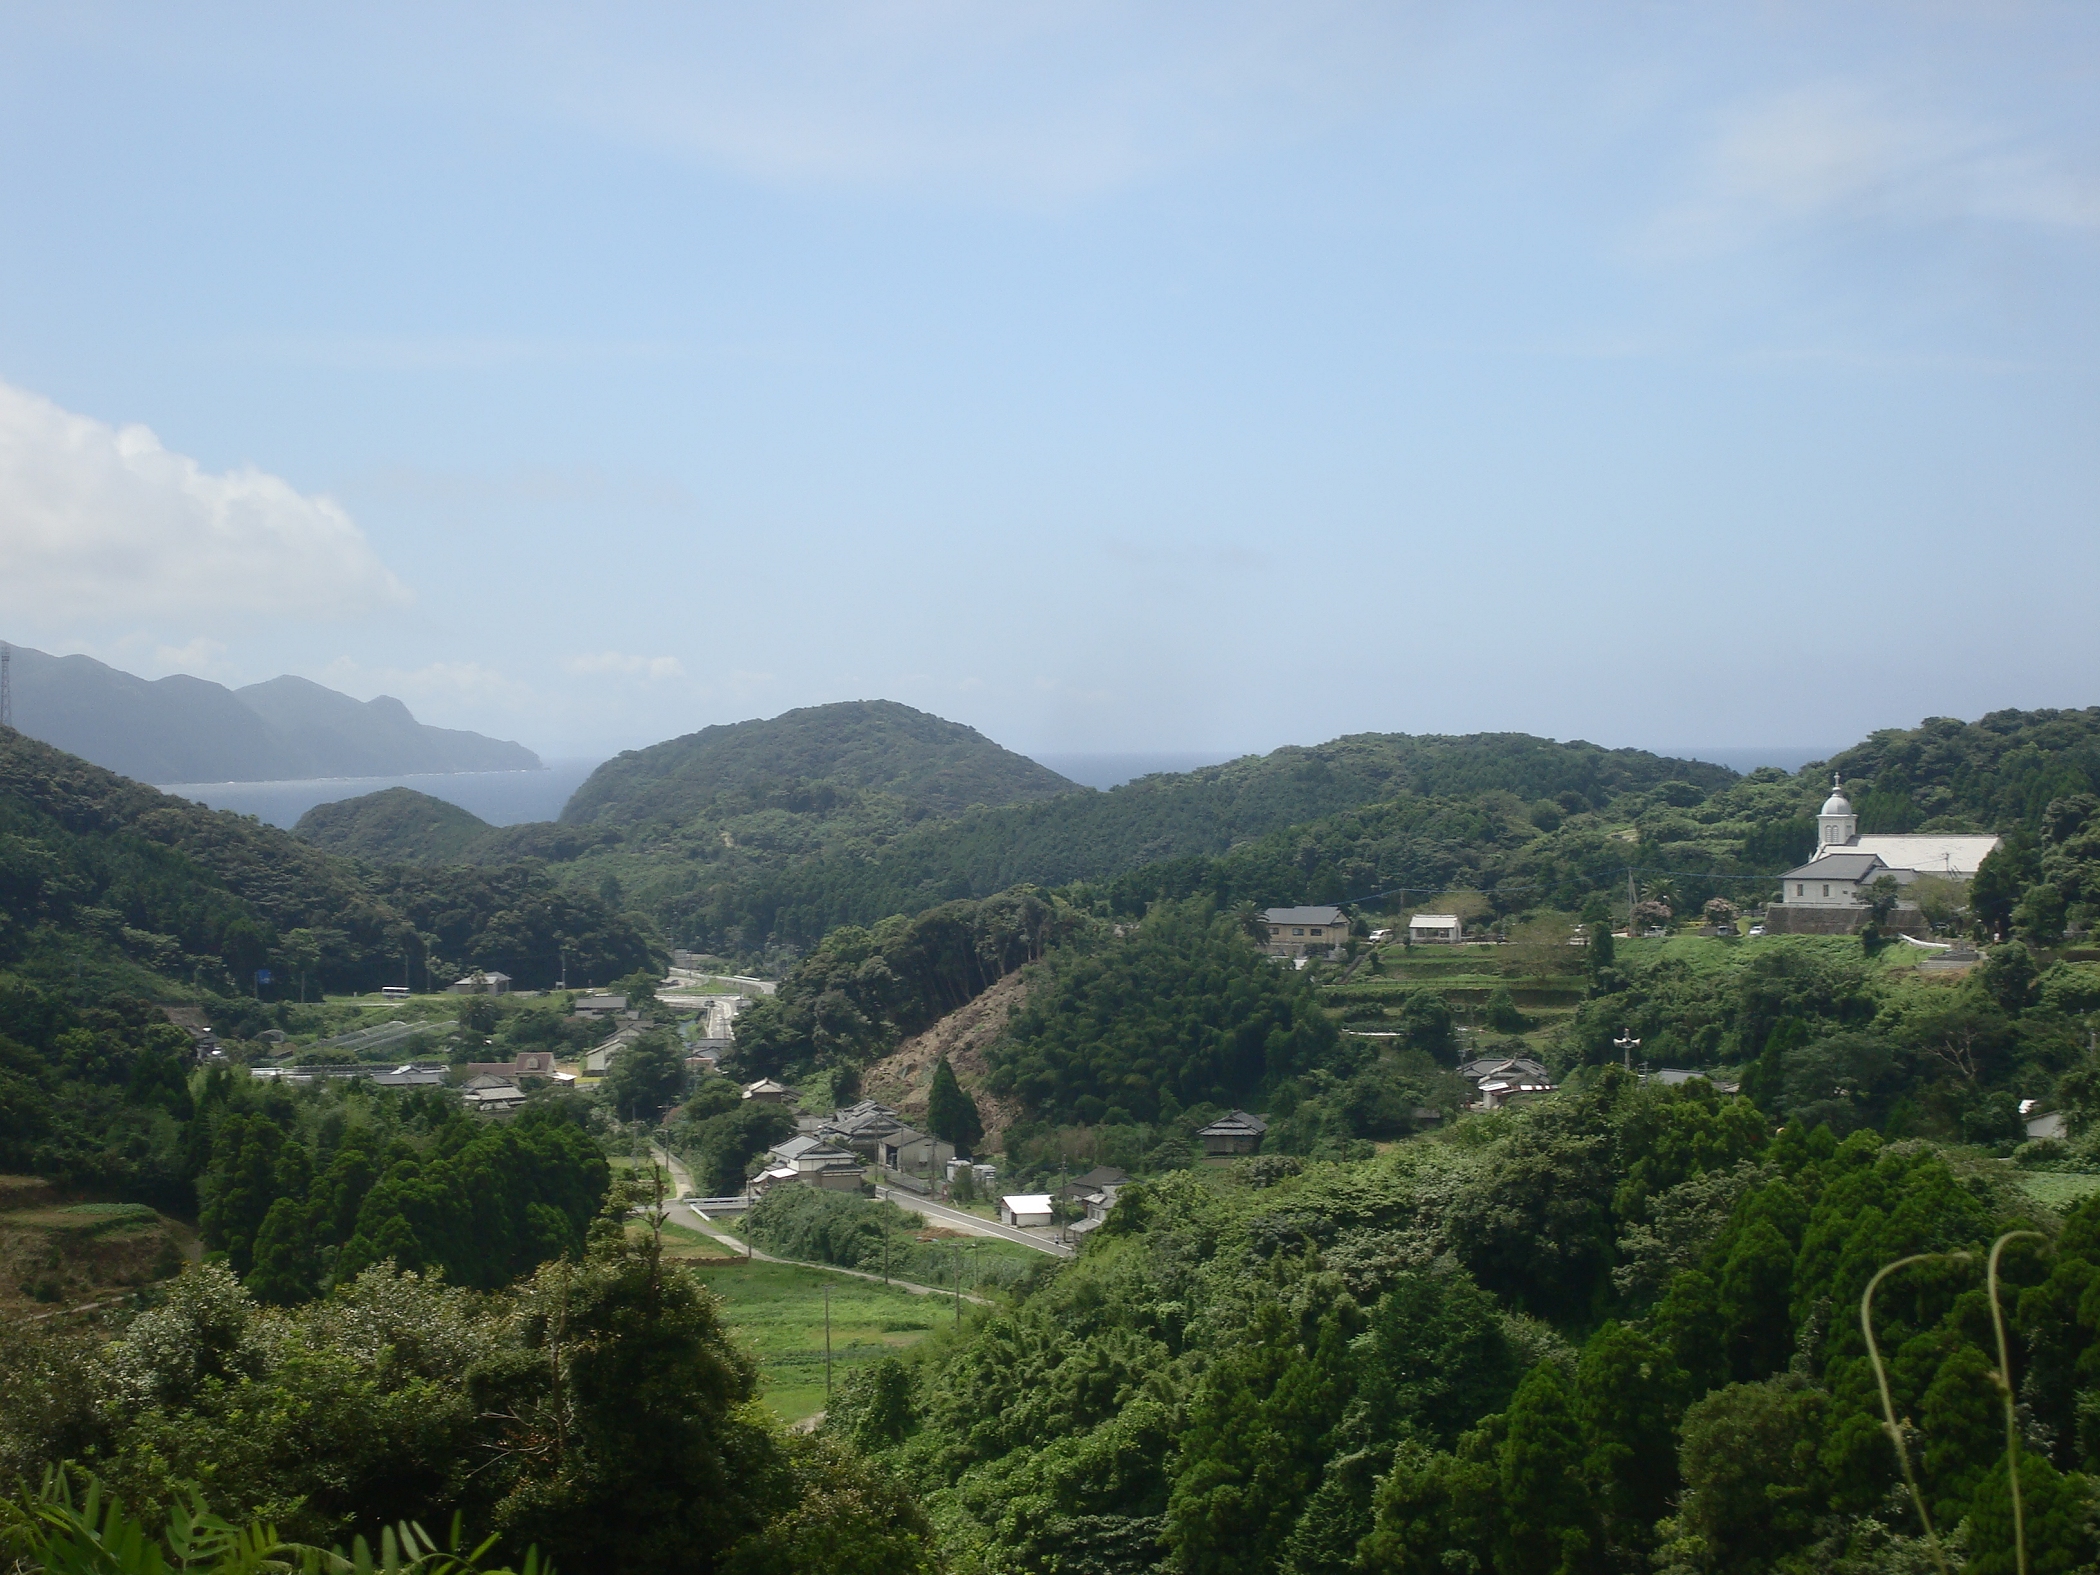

left=293, top=785, right=496, bottom=864
left=0, top=730, right=648, bottom=996
left=640, top=730, right=1737, bottom=951
left=1822, top=706, right=2100, bottom=830
left=560, top=698, right=1081, bottom=827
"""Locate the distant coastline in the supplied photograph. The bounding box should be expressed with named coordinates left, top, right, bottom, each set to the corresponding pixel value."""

left=157, top=758, right=605, bottom=829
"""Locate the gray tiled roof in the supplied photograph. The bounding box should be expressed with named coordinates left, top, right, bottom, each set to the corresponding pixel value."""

left=1780, top=852, right=1887, bottom=882
left=1263, top=906, right=1345, bottom=926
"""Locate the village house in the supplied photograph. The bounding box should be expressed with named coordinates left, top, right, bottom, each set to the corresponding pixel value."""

left=1262, top=905, right=1348, bottom=957
left=1061, top=1168, right=1131, bottom=1239
left=1196, top=1110, right=1267, bottom=1156
left=462, top=1049, right=564, bottom=1082
left=821, top=1099, right=906, bottom=1156
left=1456, top=1054, right=1557, bottom=1111
left=571, top=993, right=629, bottom=1018
left=1055, top=1166, right=1130, bottom=1205
left=583, top=1025, right=646, bottom=1075
left=879, top=1124, right=956, bottom=1178
left=742, top=1077, right=798, bottom=1105
left=1408, top=913, right=1464, bottom=944
left=459, top=1074, right=527, bottom=1115
left=762, top=1134, right=866, bottom=1190
left=448, top=970, right=512, bottom=995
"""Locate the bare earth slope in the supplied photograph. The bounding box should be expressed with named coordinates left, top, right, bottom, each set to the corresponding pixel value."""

left=860, top=968, right=1030, bottom=1150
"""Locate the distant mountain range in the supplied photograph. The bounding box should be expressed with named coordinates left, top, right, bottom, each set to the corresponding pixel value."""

left=2, top=644, right=541, bottom=783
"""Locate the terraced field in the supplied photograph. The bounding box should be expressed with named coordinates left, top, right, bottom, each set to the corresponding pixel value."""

left=0, top=1176, right=192, bottom=1315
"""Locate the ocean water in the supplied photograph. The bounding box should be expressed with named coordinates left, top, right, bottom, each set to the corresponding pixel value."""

left=156, top=757, right=606, bottom=829
left=1029, top=752, right=1242, bottom=790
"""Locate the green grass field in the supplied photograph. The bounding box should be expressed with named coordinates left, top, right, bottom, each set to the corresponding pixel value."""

left=686, top=1259, right=956, bottom=1422
left=2016, top=1172, right=2100, bottom=1211
left=647, top=1219, right=741, bottom=1261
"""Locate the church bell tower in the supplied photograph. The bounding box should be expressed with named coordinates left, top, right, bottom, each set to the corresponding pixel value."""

left=1817, top=775, right=1857, bottom=851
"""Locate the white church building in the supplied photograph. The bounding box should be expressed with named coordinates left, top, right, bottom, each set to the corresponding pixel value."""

left=1771, top=778, right=1999, bottom=918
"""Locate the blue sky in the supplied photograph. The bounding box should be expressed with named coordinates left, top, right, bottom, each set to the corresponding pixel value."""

left=0, top=3, right=2094, bottom=763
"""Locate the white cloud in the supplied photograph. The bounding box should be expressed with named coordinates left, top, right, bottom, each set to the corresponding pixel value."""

left=0, top=379, right=411, bottom=624
left=152, top=636, right=236, bottom=678
left=319, top=657, right=535, bottom=708
left=521, top=2, right=1446, bottom=201
left=565, top=651, right=687, bottom=681
left=1647, top=81, right=2100, bottom=256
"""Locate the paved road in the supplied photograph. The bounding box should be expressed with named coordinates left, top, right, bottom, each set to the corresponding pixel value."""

left=873, top=1186, right=1073, bottom=1257
left=652, top=1144, right=992, bottom=1304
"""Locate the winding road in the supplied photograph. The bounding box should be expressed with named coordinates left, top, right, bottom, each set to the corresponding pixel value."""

left=650, top=1142, right=997, bottom=1304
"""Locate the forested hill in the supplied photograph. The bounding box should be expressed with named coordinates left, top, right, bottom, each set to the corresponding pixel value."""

left=1824, top=707, right=2100, bottom=832
left=659, top=731, right=1736, bottom=949
left=0, top=730, right=650, bottom=997
left=294, top=785, right=495, bottom=864
left=560, top=698, right=1081, bottom=827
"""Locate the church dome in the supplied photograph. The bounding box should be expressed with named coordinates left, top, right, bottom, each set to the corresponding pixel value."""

left=1820, top=781, right=1852, bottom=817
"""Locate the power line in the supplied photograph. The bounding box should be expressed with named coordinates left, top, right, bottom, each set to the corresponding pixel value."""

left=1340, top=864, right=1788, bottom=909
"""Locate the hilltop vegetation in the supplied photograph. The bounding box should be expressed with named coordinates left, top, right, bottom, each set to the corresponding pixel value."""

left=1825, top=706, right=2100, bottom=831
left=293, top=785, right=495, bottom=863
left=628, top=730, right=1738, bottom=953
left=563, top=698, right=1080, bottom=827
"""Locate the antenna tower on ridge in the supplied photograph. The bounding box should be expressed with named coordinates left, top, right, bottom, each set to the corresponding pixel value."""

left=1, top=642, right=12, bottom=731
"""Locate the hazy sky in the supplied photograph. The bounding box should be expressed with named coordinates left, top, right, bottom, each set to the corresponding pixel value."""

left=0, top=3, right=2094, bottom=762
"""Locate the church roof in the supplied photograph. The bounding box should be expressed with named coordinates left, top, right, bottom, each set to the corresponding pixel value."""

left=1782, top=852, right=1888, bottom=882
left=1843, top=834, right=2002, bottom=878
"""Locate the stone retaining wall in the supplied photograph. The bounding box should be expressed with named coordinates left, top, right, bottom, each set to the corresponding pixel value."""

left=1761, top=904, right=1932, bottom=938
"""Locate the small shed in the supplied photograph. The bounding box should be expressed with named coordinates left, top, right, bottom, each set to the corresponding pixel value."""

left=572, top=993, right=629, bottom=1016
left=1000, top=1194, right=1055, bottom=1228
left=2022, top=1100, right=2068, bottom=1142
left=1196, top=1110, right=1268, bottom=1156
left=1408, top=913, right=1463, bottom=944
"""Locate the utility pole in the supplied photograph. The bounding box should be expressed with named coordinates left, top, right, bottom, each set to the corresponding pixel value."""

left=823, top=1279, right=833, bottom=1399
left=1627, top=870, right=1638, bottom=937
left=953, top=1245, right=962, bottom=1326
left=1615, top=1031, right=1641, bottom=1071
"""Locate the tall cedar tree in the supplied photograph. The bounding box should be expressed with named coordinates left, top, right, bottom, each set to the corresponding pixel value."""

left=925, top=1056, right=983, bottom=1152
